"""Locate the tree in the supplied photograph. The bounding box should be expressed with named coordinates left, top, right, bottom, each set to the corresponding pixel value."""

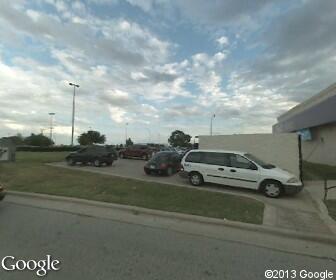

left=168, top=130, right=191, bottom=147
left=126, top=137, right=133, bottom=147
left=24, top=133, right=54, bottom=147
left=77, top=130, right=106, bottom=145
left=1, top=134, right=24, bottom=146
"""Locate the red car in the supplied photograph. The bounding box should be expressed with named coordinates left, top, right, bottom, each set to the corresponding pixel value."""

left=119, top=145, right=154, bottom=160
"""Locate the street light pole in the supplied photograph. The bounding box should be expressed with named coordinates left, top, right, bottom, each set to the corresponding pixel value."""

left=49, top=112, right=55, bottom=142
left=210, top=114, right=216, bottom=135
left=145, top=128, right=152, bottom=143
left=69, top=82, right=80, bottom=146
left=125, top=122, right=129, bottom=145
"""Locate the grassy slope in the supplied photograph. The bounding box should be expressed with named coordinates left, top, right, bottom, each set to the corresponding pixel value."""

left=302, top=161, right=336, bottom=220
left=0, top=152, right=264, bottom=224
left=302, top=161, right=336, bottom=180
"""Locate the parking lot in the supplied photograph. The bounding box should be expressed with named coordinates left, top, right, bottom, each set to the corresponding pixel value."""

left=51, top=158, right=317, bottom=213
left=50, top=158, right=335, bottom=234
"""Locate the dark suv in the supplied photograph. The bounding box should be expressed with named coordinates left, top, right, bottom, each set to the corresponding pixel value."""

left=144, top=151, right=181, bottom=176
left=119, top=145, right=154, bottom=160
left=65, top=145, right=117, bottom=167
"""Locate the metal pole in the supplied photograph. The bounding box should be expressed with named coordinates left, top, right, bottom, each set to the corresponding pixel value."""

left=145, top=128, right=151, bottom=143
left=210, top=114, right=215, bottom=135
left=125, top=123, right=128, bottom=145
left=49, top=113, right=55, bottom=141
left=69, top=83, right=79, bottom=146
left=210, top=118, right=212, bottom=135
left=71, top=86, right=75, bottom=146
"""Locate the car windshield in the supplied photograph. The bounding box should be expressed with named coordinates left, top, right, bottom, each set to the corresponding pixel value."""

left=244, top=153, right=275, bottom=169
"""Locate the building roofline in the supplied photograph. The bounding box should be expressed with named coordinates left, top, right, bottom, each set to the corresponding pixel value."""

left=278, top=82, right=336, bottom=122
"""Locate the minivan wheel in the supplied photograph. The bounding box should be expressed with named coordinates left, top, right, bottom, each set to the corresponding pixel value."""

left=262, top=180, right=283, bottom=198
left=189, top=172, right=203, bottom=186
left=93, top=159, right=101, bottom=167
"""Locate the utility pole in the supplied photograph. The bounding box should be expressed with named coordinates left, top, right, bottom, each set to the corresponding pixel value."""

left=210, top=114, right=216, bottom=135
left=69, top=82, right=80, bottom=146
left=49, top=112, right=55, bottom=142
left=125, top=122, right=129, bottom=145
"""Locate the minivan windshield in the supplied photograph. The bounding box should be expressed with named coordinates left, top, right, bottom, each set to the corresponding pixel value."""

left=244, top=153, right=275, bottom=169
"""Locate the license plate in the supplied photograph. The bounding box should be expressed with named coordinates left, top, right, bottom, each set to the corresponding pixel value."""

left=150, top=165, right=155, bottom=169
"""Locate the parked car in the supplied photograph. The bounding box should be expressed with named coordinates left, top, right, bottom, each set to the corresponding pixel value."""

left=179, top=149, right=303, bottom=198
left=119, top=145, right=154, bottom=160
left=0, top=185, right=6, bottom=201
left=104, top=145, right=119, bottom=160
left=144, top=151, right=181, bottom=176
left=65, top=145, right=117, bottom=167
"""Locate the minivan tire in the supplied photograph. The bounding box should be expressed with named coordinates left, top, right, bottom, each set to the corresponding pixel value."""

left=261, top=180, right=283, bottom=198
left=189, top=172, right=203, bottom=186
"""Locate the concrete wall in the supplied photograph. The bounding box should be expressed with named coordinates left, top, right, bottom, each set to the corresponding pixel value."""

left=199, top=134, right=301, bottom=177
left=301, top=122, right=336, bottom=166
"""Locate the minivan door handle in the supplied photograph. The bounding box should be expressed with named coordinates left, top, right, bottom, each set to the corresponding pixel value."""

left=230, top=169, right=237, bottom=172
left=218, top=168, right=224, bottom=171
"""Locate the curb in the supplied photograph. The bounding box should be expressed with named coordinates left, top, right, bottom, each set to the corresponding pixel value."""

left=6, top=190, right=336, bottom=246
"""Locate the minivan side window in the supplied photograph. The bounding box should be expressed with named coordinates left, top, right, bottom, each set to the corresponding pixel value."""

left=203, top=152, right=230, bottom=166
left=185, top=152, right=201, bottom=163
left=229, top=154, right=255, bottom=170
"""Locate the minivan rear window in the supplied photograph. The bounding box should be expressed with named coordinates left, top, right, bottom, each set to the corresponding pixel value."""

left=185, top=152, right=201, bottom=163
left=203, top=152, right=230, bottom=166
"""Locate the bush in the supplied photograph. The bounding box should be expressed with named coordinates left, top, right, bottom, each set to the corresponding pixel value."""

left=16, top=146, right=81, bottom=152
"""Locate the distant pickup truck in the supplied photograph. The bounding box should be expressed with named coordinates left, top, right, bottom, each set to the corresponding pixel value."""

left=119, top=145, right=155, bottom=160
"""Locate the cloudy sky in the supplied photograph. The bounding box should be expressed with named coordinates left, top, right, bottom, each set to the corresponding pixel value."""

left=1, top=0, right=336, bottom=145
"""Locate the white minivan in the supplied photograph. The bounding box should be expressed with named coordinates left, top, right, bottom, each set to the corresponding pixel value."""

left=180, top=150, right=303, bottom=198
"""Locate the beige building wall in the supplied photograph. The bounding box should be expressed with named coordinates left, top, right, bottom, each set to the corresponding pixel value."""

left=301, top=123, right=336, bottom=166
left=199, top=134, right=301, bottom=177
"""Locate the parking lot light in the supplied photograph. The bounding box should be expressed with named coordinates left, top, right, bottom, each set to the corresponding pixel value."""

left=210, top=114, right=216, bottom=135
left=69, top=82, right=80, bottom=146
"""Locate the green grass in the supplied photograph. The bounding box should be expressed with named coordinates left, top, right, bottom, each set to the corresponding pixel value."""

left=302, top=161, right=336, bottom=221
left=302, top=161, right=336, bottom=180
left=0, top=152, right=264, bottom=224
left=325, top=200, right=336, bottom=221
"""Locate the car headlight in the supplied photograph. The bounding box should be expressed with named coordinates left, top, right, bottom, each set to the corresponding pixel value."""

left=287, top=177, right=299, bottom=183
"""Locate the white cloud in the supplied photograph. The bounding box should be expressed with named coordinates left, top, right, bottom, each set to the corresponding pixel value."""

left=108, top=106, right=127, bottom=123
left=216, top=36, right=229, bottom=47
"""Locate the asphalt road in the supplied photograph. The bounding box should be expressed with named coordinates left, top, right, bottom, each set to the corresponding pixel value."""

left=0, top=201, right=335, bottom=280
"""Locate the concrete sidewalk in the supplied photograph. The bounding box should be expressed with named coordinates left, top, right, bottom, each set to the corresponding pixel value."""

left=48, top=161, right=335, bottom=235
